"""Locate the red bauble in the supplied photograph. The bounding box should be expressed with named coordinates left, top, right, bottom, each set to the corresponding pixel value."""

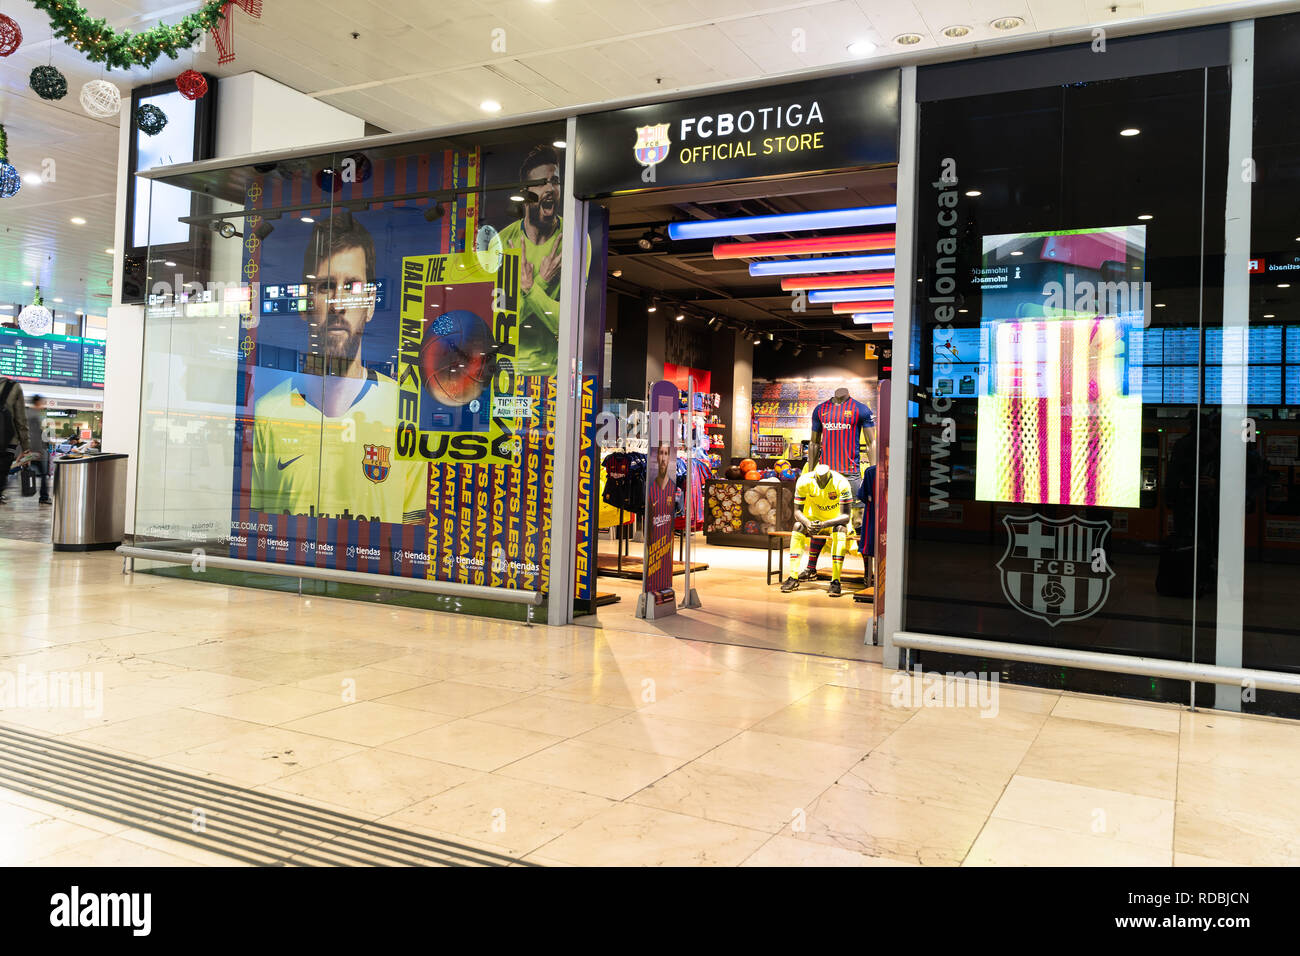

left=176, top=69, right=208, bottom=100
left=0, top=14, right=22, bottom=58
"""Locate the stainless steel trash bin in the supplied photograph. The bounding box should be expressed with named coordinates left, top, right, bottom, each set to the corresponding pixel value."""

left=51, top=453, right=128, bottom=552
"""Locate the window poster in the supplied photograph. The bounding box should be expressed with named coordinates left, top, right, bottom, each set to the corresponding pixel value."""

left=972, top=226, right=1146, bottom=508
left=226, top=135, right=585, bottom=601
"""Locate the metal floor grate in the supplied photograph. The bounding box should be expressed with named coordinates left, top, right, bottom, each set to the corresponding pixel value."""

left=0, top=724, right=533, bottom=866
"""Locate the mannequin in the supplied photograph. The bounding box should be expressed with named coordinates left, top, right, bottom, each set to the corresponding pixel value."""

left=781, top=463, right=853, bottom=597
left=803, top=387, right=874, bottom=579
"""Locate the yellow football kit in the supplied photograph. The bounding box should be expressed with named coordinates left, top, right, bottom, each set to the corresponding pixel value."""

left=790, top=471, right=852, bottom=581
left=250, top=371, right=426, bottom=524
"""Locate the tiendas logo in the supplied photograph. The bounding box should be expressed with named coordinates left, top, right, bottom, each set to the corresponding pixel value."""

left=50, top=886, right=151, bottom=936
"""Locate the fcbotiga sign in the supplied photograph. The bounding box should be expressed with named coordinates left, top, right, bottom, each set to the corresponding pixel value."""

left=573, top=70, right=899, bottom=198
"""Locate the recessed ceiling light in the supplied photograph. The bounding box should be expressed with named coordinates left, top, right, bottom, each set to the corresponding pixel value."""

left=1155, top=303, right=1166, bottom=308
left=1264, top=313, right=1276, bottom=318
left=301, top=216, right=314, bottom=223
left=480, top=99, right=502, bottom=113
left=509, top=192, right=525, bottom=202
left=22, top=281, right=33, bottom=287
left=942, top=25, right=971, bottom=39
left=965, top=189, right=982, bottom=197
left=1120, top=127, right=1141, bottom=137
left=165, top=260, right=177, bottom=267
left=70, top=217, right=86, bottom=225
left=958, top=308, right=969, bottom=313
left=847, top=39, right=875, bottom=56
left=675, top=313, right=685, bottom=322
left=552, top=139, right=566, bottom=148
left=53, top=297, right=63, bottom=303
left=22, top=173, right=41, bottom=185
left=894, top=33, right=923, bottom=45
left=105, top=248, right=114, bottom=254
left=1280, top=283, right=1291, bottom=288
left=991, top=16, right=1024, bottom=30
left=1010, top=250, right=1023, bottom=256
left=306, top=274, right=316, bottom=279
left=1137, top=214, right=1153, bottom=220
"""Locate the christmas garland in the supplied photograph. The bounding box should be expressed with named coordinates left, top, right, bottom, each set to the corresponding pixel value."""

left=31, top=0, right=230, bottom=70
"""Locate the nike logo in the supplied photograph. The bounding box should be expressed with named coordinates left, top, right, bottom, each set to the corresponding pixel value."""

left=277, top=456, right=304, bottom=470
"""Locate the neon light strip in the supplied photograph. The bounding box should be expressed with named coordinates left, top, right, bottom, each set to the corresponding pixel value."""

left=668, top=205, right=896, bottom=241
left=872, top=323, right=894, bottom=332
left=808, top=288, right=894, bottom=304
left=750, top=254, right=895, bottom=277
left=834, top=301, right=894, bottom=314
left=850, top=312, right=893, bottom=325
left=780, top=272, right=895, bottom=291
left=712, top=232, right=896, bottom=259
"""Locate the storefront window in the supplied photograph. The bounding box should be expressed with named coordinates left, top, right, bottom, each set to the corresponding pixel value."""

left=905, top=44, right=1230, bottom=704
left=136, top=126, right=572, bottom=620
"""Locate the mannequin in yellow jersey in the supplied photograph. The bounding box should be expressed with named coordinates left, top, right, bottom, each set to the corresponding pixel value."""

left=250, top=214, right=425, bottom=524
left=781, top=463, right=852, bottom=597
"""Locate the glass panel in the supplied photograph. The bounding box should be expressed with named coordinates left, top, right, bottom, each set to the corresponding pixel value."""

left=904, top=65, right=1229, bottom=703
left=138, top=129, right=569, bottom=620
left=1239, top=12, right=1300, bottom=717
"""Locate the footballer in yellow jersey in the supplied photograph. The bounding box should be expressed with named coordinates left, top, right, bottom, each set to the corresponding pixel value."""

left=781, top=465, right=853, bottom=596
left=250, top=213, right=425, bottom=524
left=250, top=371, right=425, bottom=523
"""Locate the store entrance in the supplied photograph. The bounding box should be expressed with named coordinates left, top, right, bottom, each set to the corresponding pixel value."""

left=579, top=168, right=897, bottom=661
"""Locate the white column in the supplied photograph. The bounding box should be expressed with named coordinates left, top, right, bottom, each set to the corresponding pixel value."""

left=1214, top=21, right=1255, bottom=711
left=881, top=66, right=919, bottom=670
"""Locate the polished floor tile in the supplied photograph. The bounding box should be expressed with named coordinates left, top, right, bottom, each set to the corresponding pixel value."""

left=3, top=541, right=1300, bottom=867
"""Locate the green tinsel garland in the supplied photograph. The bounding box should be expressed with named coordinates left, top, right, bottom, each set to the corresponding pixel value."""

left=31, top=0, right=230, bottom=70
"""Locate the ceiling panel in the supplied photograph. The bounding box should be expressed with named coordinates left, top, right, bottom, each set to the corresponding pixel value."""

left=0, top=0, right=1245, bottom=322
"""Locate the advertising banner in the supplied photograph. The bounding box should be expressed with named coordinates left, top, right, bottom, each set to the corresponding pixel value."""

left=224, top=133, right=572, bottom=605
left=638, top=379, right=679, bottom=618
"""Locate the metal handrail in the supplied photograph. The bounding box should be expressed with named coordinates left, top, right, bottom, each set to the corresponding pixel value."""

left=116, top=545, right=544, bottom=612
left=894, top=631, right=1300, bottom=694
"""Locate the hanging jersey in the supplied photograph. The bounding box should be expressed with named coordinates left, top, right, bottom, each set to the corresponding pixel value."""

left=858, top=464, right=877, bottom=557
left=812, top=398, right=873, bottom=477
left=795, top=470, right=852, bottom=522
left=251, top=371, right=426, bottom=524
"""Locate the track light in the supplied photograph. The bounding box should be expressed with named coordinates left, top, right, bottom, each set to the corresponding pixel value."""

left=647, top=298, right=657, bottom=313
left=793, top=344, right=804, bottom=357
left=424, top=203, right=446, bottom=222
left=637, top=229, right=666, bottom=251
left=816, top=347, right=826, bottom=358
left=767, top=331, right=775, bottom=341
left=213, top=220, right=241, bottom=239
left=707, top=316, right=719, bottom=328
left=253, top=219, right=275, bottom=240
left=773, top=339, right=783, bottom=351
left=675, top=312, right=685, bottom=322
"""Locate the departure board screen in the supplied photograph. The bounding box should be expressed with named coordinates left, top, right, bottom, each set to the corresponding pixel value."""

left=0, top=329, right=105, bottom=389
left=81, top=341, right=106, bottom=389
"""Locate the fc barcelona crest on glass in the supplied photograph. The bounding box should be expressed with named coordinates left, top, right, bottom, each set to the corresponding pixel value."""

left=997, top=513, right=1113, bottom=626
left=362, top=444, right=391, bottom=484
left=634, top=124, right=671, bottom=167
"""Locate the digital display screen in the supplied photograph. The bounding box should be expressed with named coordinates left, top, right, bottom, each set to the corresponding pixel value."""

left=0, top=329, right=106, bottom=389
left=132, top=90, right=196, bottom=249
left=1162, top=365, right=1201, bottom=404
left=261, top=279, right=388, bottom=315
left=1164, top=328, right=1201, bottom=364
left=81, top=342, right=106, bottom=389
left=973, top=226, right=1145, bottom=508
left=931, top=327, right=988, bottom=397
left=1205, top=364, right=1282, bottom=405
left=1205, top=325, right=1283, bottom=364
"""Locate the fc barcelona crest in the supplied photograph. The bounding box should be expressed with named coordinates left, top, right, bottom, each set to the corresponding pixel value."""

left=997, top=514, right=1114, bottom=627
left=362, top=444, right=391, bottom=484
left=634, top=123, right=671, bottom=167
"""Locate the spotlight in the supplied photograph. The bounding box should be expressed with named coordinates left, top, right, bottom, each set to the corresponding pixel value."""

left=254, top=219, right=275, bottom=240
left=675, top=312, right=685, bottom=322
left=424, top=203, right=446, bottom=222
left=647, top=299, right=657, bottom=313
left=773, top=339, right=784, bottom=351
left=816, top=347, right=826, bottom=358
left=522, top=190, right=540, bottom=204
left=638, top=231, right=656, bottom=251
left=611, top=269, right=622, bottom=277
left=707, top=316, right=719, bottom=328
left=509, top=191, right=526, bottom=202
left=793, top=344, right=804, bottom=357
left=214, top=220, right=240, bottom=239
left=767, top=331, right=775, bottom=341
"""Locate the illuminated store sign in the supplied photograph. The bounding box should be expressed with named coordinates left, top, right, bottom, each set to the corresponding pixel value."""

left=574, top=71, right=899, bottom=197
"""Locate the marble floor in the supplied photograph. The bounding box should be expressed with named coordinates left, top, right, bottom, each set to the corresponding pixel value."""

left=585, top=535, right=879, bottom=662
left=1, top=534, right=1296, bottom=866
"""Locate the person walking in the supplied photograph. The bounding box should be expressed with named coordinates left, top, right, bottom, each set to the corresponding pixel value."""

left=0, top=375, right=35, bottom=504
left=26, top=394, right=51, bottom=504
